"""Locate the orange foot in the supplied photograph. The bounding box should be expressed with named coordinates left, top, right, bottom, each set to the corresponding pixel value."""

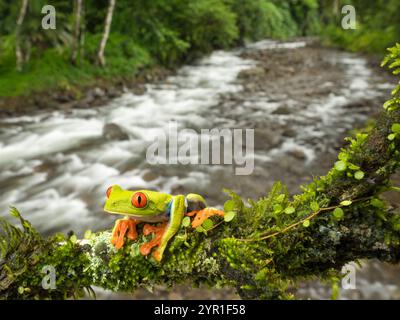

left=186, top=208, right=225, bottom=228
left=139, top=222, right=168, bottom=259
left=111, top=219, right=139, bottom=249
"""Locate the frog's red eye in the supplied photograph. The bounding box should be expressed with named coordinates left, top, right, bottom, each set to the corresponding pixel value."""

left=106, top=186, right=113, bottom=198
left=131, top=192, right=147, bottom=208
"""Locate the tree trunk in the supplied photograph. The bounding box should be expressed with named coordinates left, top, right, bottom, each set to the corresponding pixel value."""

left=71, top=0, right=83, bottom=65
left=97, top=0, right=116, bottom=67
left=332, top=0, right=340, bottom=16
left=15, top=0, right=28, bottom=72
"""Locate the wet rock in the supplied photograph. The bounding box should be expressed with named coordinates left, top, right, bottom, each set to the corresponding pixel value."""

left=103, top=123, right=129, bottom=140
left=132, top=85, right=146, bottom=95
left=288, top=148, right=307, bottom=160
left=142, top=171, right=158, bottom=182
left=282, top=127, right=297, bottom=138
left=254, top=128, right=282, bottom=149
left=74, top=101, right=90, bottom=109
left=93, top=87, right=105, bottom=98
left=106, top=87, right=120, bottom=99
left=272, top=104, right=291, bottom=115
left=55, top=94, right=73, bottom=103
left=238, top=67, right=265, bottom=80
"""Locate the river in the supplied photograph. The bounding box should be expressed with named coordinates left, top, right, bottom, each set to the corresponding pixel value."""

left=0, top=39, right=398, bottom=299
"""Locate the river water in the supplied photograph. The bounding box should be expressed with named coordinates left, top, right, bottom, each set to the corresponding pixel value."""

left=0, top=40, right=398, bottom=299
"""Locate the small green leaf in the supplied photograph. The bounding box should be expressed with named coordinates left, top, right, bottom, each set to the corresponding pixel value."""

left=338, top=152, right=349, bottom=162
left=276, top=194, right=285, bottom=202
left=202, top=219, right=214, bottom=230
left=84, top=230, right=92, bottom=239
left=371, top=198, right=385, bottom=208
left=335, top=161, right=347, bottom=172
left=310, top=201, right=319, bottom=212
left=224, top=211, right=236, bottom=222
left=284, top=206, right=295, bottom=215
left=392, top=123, right=400, bottom=133
left=182, top=216, right=191, bottom=227
left=195, top=226, right=205, bottom=233
left=333, top=207, right=344, bottom=219
left=9, top=207, right=20, bottom=218
left=348, top=163, right=360, bottom=170
left=18, top=286, right=25, bottom=295
left=273, top=204, right=283, bottom=214
left=303, top=220, right=310, bottom=227
left=354, top=171, right=364, bottom=180
left=388, top=133, right=397, bottom=141
left=223, top=200, right=236, bottom=212
left=69, top=235, right=77, bottom=243
left=340, top=200, right=352, bottom=206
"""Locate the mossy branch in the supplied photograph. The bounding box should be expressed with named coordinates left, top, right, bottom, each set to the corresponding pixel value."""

left=1, top=45, right=400, bottom=300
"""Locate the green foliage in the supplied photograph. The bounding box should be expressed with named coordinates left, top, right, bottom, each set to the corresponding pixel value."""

left=0, top=207, right=94, bottom=299
left=0, top=0, right=329, bottom=98
left=229, top=0, right=298, bottom=41
left=0, top=35, right=150, bottom=97
left=321, top=0, right=400, bottom=53
left=178, top=0, right=238, bottom=53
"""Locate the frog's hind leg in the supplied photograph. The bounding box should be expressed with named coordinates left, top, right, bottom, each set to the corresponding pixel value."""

left=111, top=218, right=139, bottom=249
left=185, top=194, right=224, bottom=228
left=188, top=208, right=225, bottom=228
left=141, top=195, right=186, bottom=261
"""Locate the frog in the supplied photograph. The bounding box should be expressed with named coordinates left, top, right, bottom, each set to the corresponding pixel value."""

left=103, top=185, right=224, bottom=261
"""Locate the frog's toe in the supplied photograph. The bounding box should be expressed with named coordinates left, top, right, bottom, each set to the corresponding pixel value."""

left=139, top=222, right=167, bottom=257
left=191, top=208, right=224, bottom=228
left=126, top=219, right=139, bottom=240
left=111, top=218, right=139, bottom=249
left=111, top=219, right=129, bottom=249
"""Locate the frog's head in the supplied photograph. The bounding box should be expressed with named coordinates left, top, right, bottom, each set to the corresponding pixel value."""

left=103, top=185, right=173, bottom=218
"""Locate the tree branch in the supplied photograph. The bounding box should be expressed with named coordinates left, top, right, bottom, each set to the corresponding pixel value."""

left=1, top=46, right=400, bottom=300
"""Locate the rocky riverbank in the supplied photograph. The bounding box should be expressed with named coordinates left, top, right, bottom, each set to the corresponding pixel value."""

left=0, top=66, right=173, bottom=117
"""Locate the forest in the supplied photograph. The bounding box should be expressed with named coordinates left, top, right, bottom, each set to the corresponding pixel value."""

left=0, top=0, right=399, bottom=97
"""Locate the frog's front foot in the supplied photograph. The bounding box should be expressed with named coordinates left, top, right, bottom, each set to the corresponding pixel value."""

left=186, top=208, right=224, bottom=228
left=111, top=218, right=139, bottom=249
left=139, top=222, right=168, bottom=260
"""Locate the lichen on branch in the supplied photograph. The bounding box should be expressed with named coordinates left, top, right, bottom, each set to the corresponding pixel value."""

left=1, top=44, right=400, bottom=300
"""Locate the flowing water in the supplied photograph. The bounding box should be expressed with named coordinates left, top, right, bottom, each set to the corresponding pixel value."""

left=0, top=40, right=397, bottom=299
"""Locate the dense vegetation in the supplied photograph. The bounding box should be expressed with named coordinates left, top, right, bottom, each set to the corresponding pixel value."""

left=321, top=0, right=400, bottom=53
left=1, top=0, right=398, bottom=98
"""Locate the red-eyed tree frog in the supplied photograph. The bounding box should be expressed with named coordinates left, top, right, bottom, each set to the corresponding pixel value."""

left=103, top=185, right=224, bottom=261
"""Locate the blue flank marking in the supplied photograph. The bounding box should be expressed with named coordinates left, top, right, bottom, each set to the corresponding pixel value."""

left=166, top=200, right=173, bottom=218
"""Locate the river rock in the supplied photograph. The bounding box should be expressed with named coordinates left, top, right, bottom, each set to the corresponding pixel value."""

left=103, top=123, right=129, bottom=140
left=282, top=127, right=297, bottom=138
left=272, top=104, right=291, bottom=115
left=288, top=148, right=307, bottom=160
left=93, top=87, right=105, bottom=98
left=238, top=67, right=265, bottom=80
left=106, top=87, right=120, bottom=99
left=55, top=94, right=73, bottom=103
left=142, top=171, right=158, bottom=182
left=254, top=128, right=282, bottom=149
